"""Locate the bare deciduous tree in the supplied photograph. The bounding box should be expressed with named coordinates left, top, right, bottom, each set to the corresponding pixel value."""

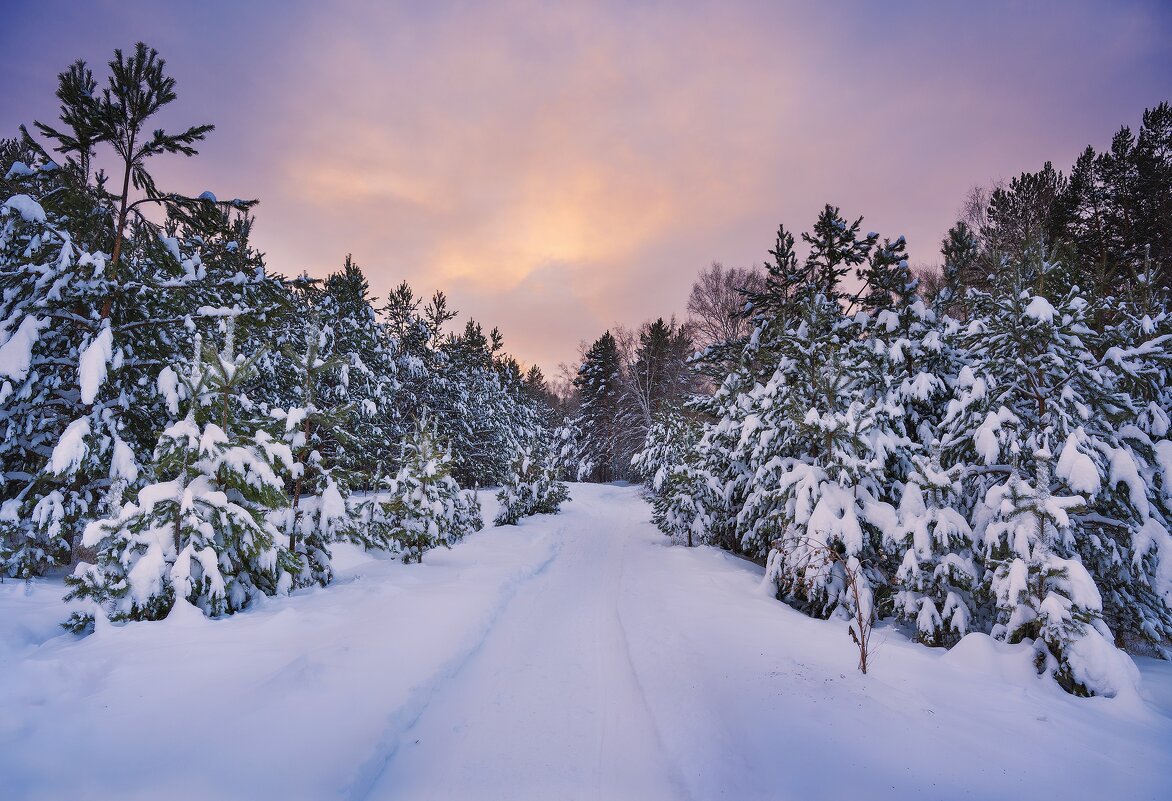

left=686, top=261, right=766, bottom=350
left=913, top=262, right=946, bottom=302
left=959, top=183, right=998, bottom=235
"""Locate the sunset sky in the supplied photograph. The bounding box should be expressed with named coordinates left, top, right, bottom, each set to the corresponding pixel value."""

left=3, top=0, right=1170, bottom=372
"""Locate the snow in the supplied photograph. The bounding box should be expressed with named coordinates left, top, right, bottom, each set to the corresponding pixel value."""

left=2, top=193, right=47, bottom=223
left=0, top=315, right=47, bottom=381
left=46, top=416, right=90, bottom=477
left=109, top=434, right=139, bottom=483
left=1057, top=430, right=1101, bottom=496
left=195, top=305, right=242, bottom=317
left=1, top=484, right=1170, bottom=800
left=1024, top=295, right=1056, bottom=323
left=974, top=409, right=1006, bottom=464
left=1108, top=446, right=1149, bottom=518
left=156, top=365, right=181, bottom=415
left=77, top=323, right=112, bottom=405
left=198, top=190, right=218, bottom=202
left=1153, top=440, right=1172, bottom=490
left=4, top=161, right=35, bottom=179
left=159, top=234, right=183, bottom=263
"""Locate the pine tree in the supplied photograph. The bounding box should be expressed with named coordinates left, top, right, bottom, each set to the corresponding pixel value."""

left=941, top=257, right=1172, bottom=657
left=0, top=44, right=274, bottom=577
left=494, top=434, right=569, bottom=526
left=716, top=208, right=892, bottom=624
left=573, top=331, right=636, bottom=482
left=64, top=321, right=297, bottom=631
left=551, top=416, right=587, bottom=482
left=890, top=447, right=978, bottom=646
left=627, top=317, right=695, bottom=431
left=315, top=256, right=399, bottom=486
left=373, top=417, right=482, bottom=563
left=803, top=204, right=877, bottom=302
left=979, top=448, right=1133, bottom=696
left=632, top=412, right=711, bottom=546
left=269, top=322, right=359, bottom=589
left=981, top=163, right=1068, bottom=279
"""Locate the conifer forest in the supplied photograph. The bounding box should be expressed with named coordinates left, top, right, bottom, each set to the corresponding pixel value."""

left=2, top=6, right=1171, bottom=800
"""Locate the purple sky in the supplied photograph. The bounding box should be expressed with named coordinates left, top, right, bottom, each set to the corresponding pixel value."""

left=3, top=1, right=1170, bottom=372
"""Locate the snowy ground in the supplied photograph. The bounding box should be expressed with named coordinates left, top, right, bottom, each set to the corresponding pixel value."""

left=2, top=483, right=1170, bottom=801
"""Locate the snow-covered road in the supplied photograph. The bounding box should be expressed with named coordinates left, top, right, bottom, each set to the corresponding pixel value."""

left=2, top=483, right=1171, bottom=801
left=358, top=485, right=689, bottom=800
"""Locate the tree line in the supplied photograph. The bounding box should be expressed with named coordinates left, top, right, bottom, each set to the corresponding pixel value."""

left=562, top=102, right=1172, bottom=698
left=0, top=44, right=568, bottom=628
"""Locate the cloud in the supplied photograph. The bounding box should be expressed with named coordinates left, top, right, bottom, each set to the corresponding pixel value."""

left=2, top=0, right=1170, bottom=372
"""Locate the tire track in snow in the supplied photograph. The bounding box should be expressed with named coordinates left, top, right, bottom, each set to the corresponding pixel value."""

left=343, top=530, right=565, bottom=801
left=613, top=538, right=695, bottom=801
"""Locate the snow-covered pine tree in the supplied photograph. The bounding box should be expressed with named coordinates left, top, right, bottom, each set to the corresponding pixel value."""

left=890, top=446, right=979, bottom=646
left=701, top=207, right=894, bottom=632
left=845, top=233, right=968, bottom=623
left=65, top=320, right=298, bottom=631
left=949, top=258, right=1171, bottom=645
left=374, top=416, right=482, bottom=563
left=1072, top=290, right=1172, bottom=655
left=679, top=222, right=816, bottom=554
left=380, top=280, right=437, bottom=441
left=314, top=256, right=399, bottom=487
left=979, top=447, right=1135, bottom=696
left=573, top=331, right=636, bottom=482
left=381, top=283, right=529, bottom=490
left=494, top=433, right=570, bottom=526
left=631, top=412, right=711, bottom=546
left=550, top=416, right=586, bottom=483
left=441, top=320, right=519, bottom=488
left=0, top=45, right=276, bottom=578
left=935, top=222, right=981, bottom=316
left=0, top=177, right=93, bottom=576
left=268, top=321, right=360, bottom=589
left=851, top=233, right=955, bottom=471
